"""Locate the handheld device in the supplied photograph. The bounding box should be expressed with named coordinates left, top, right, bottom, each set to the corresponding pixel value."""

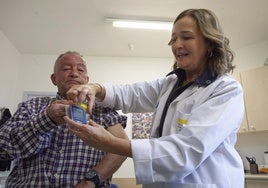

left=68, top=105, right=87, bottom=124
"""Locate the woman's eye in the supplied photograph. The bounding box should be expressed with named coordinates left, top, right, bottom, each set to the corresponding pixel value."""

left=183, top=35, right=193, bottom=40
left=168, top=38, right=176, bottom=45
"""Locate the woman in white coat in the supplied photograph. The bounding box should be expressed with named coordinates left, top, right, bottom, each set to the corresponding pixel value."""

left=65, top=9, right=245, bottom=188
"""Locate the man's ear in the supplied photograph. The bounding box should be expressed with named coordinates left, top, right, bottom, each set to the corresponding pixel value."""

left=51, top=74, right=57, bottom=86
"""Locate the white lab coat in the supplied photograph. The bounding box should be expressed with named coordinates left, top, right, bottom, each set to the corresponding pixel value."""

left=101, top=73, right=245, bottom=188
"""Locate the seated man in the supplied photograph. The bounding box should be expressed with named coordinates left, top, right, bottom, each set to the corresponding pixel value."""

left=0, top=51, right=128, bottom=188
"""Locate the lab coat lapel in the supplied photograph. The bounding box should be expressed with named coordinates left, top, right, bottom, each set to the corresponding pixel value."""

left=172, top=84, right=198, bottom=103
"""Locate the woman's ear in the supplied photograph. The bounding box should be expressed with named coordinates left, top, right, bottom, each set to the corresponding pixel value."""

left=51, top=74, right=57, bottom=86
left=206, top=42, right=213, bottom=57
left=207, top=40, right=214, bottom=52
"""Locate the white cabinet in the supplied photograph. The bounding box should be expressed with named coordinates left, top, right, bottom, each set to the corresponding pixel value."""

left=246, top=179, right=268, bottom=188
left=232, top=67, right=268, bottom=133
left=240, top=66, right=268, bottom=132
left=245, top=174, right=268, bottom=188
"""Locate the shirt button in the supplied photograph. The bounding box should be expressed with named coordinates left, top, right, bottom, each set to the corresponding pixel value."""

left=206, top=80, right=212, bottom=84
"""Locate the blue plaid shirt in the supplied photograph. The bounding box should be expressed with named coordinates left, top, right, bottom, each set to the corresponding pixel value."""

left=0, top=94, right=127, bottom=187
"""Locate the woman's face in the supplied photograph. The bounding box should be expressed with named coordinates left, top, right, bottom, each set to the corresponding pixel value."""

left=170, top=16, right=209, bottom=75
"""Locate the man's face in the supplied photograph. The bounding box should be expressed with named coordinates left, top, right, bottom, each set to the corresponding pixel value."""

left=51, top=54, right=89, bottom=97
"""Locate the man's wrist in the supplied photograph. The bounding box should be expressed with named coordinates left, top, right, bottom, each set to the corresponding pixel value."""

left=84, top=169, right=101, bottom=187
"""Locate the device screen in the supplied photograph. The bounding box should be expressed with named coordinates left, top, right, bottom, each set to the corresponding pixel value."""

left=69, top=105, right=87, bottom=124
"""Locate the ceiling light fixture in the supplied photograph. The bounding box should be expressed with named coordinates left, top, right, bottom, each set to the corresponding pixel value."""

left=105, top=18, right=173, bottom=31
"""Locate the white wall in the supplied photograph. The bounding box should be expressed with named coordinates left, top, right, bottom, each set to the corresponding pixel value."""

left=233, top=40, right=268, bottom=71
left=17, top=54, right=172, bottom=96
left=0, top=31, right=21, bottom=113
left=1, top=29, right=268, bottom=177
left=236, top=132, right=268, bottom=171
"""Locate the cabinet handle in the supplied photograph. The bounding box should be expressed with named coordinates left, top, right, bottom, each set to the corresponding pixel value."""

left=250, top=126, right=256, bottom=131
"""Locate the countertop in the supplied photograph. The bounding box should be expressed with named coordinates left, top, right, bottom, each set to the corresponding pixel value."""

left=245, top=173, right=268, bottom=180
left=2, top=171, right=268, bottom=181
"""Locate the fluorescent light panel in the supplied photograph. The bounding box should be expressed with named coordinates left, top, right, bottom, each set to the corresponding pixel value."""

left=106, top=18, right=173, bottom=31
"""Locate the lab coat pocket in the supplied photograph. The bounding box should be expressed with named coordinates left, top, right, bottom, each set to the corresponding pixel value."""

left=173, top=110, right=191, bottom=133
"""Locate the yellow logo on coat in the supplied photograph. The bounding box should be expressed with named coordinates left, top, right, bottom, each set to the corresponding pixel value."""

left=178, top=118, right=188, bottom=125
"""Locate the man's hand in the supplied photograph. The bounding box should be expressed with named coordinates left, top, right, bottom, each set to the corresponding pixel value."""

left=46, top=100, right=73, bottom=125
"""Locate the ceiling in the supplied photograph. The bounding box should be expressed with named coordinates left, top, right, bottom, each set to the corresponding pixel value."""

left=0, top=0, right=268, bottom=58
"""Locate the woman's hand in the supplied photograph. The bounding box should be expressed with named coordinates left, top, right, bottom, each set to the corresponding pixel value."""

left=64, top=116, right=113, bottom=151
left=64, top=116, right=132, bottom=157
left=66, top=83, right=104, bottom=114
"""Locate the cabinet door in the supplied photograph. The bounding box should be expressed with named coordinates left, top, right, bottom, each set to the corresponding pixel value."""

left=246, top=179, right=268, bottom=188
left=240, top=67, right=268, bottom=132
left=231, top=72, right=248, bottom=132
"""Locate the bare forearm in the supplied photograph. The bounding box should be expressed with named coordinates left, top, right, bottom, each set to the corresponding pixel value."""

left=94, top=124, right=130, bottom=181
left=106, top=136, right=132, bottom=157
left=93, top=153, right=126, bottom=182
left=105, top=123, right=132, bottom=157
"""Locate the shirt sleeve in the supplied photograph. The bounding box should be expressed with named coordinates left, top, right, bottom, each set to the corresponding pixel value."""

left=100, top=77, right=169, bottom=113
left=0, top=97, right=56, bottom=160
left=90, top=103, right=127, bottom=129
